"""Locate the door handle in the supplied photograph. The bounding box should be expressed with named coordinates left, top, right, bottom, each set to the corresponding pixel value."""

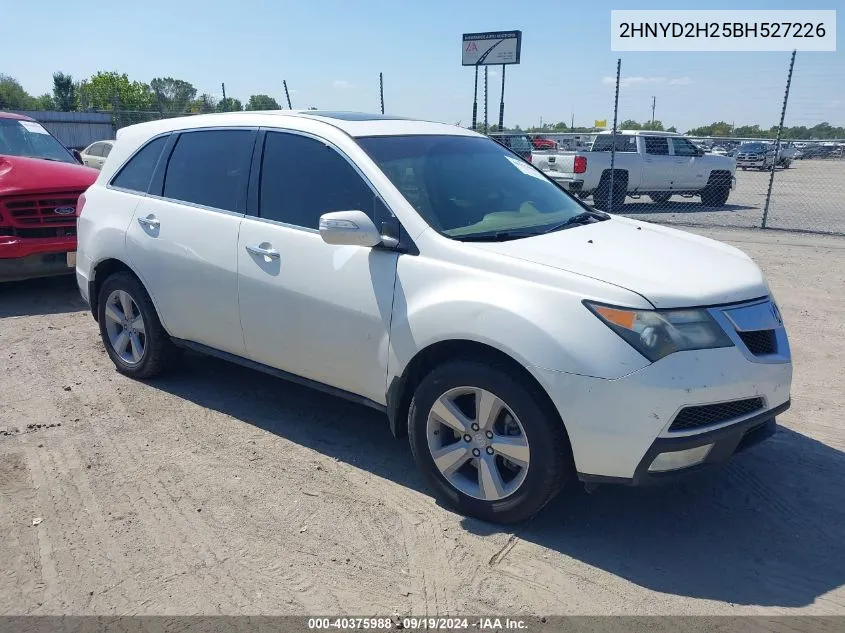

left=137, top=215, right=160, bottom=229
left=246, top=244, right=280, bottom=259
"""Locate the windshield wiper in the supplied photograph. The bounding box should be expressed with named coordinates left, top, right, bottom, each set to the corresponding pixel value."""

left=453, top=230, right=539, bottom=242
left=540, top=210, right=609, bottom=234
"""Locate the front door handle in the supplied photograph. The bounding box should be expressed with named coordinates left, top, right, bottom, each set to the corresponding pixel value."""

left=246, top=243, right=280, bottom=260
left=137, top=215, right=160, bottom=229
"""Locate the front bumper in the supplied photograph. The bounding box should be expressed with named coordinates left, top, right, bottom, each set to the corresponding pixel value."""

left=531, top=297, right=792, bottom=481
left=0, top=249, right=76, bottom=282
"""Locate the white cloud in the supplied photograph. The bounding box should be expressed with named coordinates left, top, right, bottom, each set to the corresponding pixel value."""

left=602, top=76, right=693, bottom=88
left=333, top=80, right=355, bottom=90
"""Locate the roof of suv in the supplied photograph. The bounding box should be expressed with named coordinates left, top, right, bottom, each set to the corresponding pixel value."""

left=116, top=110, right=479, bottom=141
left=0, top=111, right=35, bottom=121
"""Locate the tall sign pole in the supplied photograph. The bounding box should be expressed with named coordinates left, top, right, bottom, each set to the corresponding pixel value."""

left=283, top=81, right=292, bottom=109
left=472, top=66, right=479, bottom=130
left=379, top=72, right=385, bottom=114
left=498, top=64, right=506, bottom=130
left=483, top=65, right=488, bottom=134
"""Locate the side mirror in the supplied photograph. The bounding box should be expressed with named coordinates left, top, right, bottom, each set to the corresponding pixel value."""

left=71, top=149, right=84, bottom=164
left=695, top=147, right=705, bottom=156
left=318, top=210, right=382, bottom=247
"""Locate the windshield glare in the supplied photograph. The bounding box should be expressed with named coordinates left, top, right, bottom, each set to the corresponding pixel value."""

left=357, top=135, right=588, bottom=239
left=0, top=118, right=76, bottom=164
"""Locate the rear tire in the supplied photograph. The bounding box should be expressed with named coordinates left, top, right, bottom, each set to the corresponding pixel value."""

left=701, top=185, right=730, bottom=207
left=649, top=193, right=672, bottom=205
left=408, top=359, right=571, bottom=524
left=97, top=271, right=173, bottom=379
left=593, top=171, right=627, bottom=212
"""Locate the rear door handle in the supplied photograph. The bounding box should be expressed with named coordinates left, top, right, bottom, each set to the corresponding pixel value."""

left=137, top=215, right=160, bottom=229
left=246, top=244, right=280, bottom=260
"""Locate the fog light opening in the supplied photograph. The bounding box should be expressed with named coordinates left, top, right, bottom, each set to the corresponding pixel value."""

left=648, top=444, right=714, bottom=473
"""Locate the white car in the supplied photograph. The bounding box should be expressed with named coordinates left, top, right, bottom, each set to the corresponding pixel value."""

left=80, top=140, right=114, bottom=169
left=75, top=111, right=792, bottom=523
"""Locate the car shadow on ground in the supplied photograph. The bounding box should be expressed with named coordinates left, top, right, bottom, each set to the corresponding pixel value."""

left=0, top=275, right=85, bottom=318
left=463, top=425, right=845, bottom=609
left=615, top=201, right=758, bottom=215
left=152, top=353, right=845, bottom=609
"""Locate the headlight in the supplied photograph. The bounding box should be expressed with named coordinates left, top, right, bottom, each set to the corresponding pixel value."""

left=584, top=302, right=734, bottom=362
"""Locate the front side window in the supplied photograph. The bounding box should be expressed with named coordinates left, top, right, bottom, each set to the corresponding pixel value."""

left=358, top=135, right=590, bottom=240
left=0, top=118, right=77, bottom=164
left=259, top=132, right=374, bottom=228
left=111, top=135, right=168, bottom=193
left=163, top=130, right=254, bottom=212
left=671, top=137, right=699, bottom=156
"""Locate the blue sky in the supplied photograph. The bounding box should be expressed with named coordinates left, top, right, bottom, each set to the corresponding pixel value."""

left=4, top=0, right=842, bottom=131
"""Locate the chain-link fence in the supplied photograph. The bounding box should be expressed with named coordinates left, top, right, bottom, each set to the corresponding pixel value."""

left=529, top=51, right=844, bottom=236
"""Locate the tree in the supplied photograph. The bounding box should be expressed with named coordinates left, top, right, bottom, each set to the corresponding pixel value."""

left=150, top=77, right=197, bottom=114
left=189, top=93, right=217, bottom=113
left=34, top=94, right=54, bottom=110
left=77, top=72, right=155, bottom=112
left=0, top=75, right=39, bottom=110
left=641, top=120, right=665, bottom=131
left=666, top=126, right=677, bottom=133
left=246, top=94, right=281, bottom=110
left=620, top=119, right=641, bottom=130
left=52, top=72, right=77, bottom=111
left=216, top=97, right=243, bottom=112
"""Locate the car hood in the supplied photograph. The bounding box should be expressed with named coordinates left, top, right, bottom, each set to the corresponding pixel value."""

left=471, top=217, right=768, bottom=308
left=0, top=155, right=98, bottom=195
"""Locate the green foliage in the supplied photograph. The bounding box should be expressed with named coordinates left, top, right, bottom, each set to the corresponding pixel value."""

left=77, top=71, right=155, bottom=111
left=246, top=94, right=281, bottom=110
left=0, top=74, right=41, bottom=109
left=52, top=72, right=77, bottom=111
left=151, top=77, right=197, bottom=114
left=620, top=119, right=641, bottom=130
left=216, top=97, right=243, bottom=112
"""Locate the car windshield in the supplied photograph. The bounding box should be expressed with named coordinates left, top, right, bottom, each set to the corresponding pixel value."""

left=740, top=143, right=767, bottom=152
left=358, top=134, right=590, bottom=240
left=0, top=118, right=77, bottom=164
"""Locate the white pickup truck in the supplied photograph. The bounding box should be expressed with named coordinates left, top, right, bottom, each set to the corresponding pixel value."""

left=532, top=130, right=736, bottom=210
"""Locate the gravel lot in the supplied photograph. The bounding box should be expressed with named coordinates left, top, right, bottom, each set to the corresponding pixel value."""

left=1, top=226, right=844, bottom=616
left=613, top=159, right=845, bottom=235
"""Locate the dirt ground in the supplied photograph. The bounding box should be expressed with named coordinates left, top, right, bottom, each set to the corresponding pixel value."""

left=1, top=226, right=844, bottom=616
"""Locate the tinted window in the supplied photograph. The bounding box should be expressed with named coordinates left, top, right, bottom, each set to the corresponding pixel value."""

left=592, top=135, right=637, bottom=152
left=86, top=143, right=103, bottom=157
left=671, top=138, right=699, bottom=156
left=644, top=136, right=669, bottom=155
left=101, top=142, right=113, bottom=157
left=111, top=135, right=168, bottom=193
left=259, top=132, right=374, bottom=228
left=163, top=130, right=254, bottom=212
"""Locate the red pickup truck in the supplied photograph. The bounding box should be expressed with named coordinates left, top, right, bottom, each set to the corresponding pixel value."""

left=1, top=111, right=98, bottom=282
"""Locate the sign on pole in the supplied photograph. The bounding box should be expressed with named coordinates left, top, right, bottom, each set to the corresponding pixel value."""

left=462, top=31, right=522, bottom=66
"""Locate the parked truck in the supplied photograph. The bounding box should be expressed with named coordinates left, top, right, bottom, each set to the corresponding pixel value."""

left=1, top=111, right=98, bottom=282
left=532, top=130, right=736, bottom=210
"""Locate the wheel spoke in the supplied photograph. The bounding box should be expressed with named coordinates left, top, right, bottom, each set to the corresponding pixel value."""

left=491, top=435, right=530, bottom=466
left=113, top=330, right=130, bottom=356
left=432, top=444, right=471, bottom=477
left=105, top=303, right=123, bottom=324
left=118, top=291, right=134, bottom=320
left=129, top=333, right=144, bottom=363
left=430, top=396, right=472, bottom=434
left=130, top=315, right=145, bottom=334
left=475, top=390, right=503, bottom=430
left=478, top=456, right=506, bottom=500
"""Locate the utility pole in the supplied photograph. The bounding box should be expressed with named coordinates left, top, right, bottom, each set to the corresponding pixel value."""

left=651, top=96, right=656, bottom=125
left=483, top=65, right=488, bottom=134
left=498, top=64, right=505, bottom=131
left=221, top=83, right=227, bottom=111
left=472, top=65, right=479, bottom=130
left=379, top=72, right=384, bottom=114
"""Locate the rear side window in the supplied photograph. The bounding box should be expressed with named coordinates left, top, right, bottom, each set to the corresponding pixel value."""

left=86, top=143, right=103, bottom=157
left=592, top=135, right=637, bottom=152
left=111, top=136, right=168, bottom=193
left=259, top=132, right=374, bottom=229
left=163, top=130, right=254, bottom=212
left=101, top=143, right=113, bottom=157
left=644, top=136, right=669, bottom=156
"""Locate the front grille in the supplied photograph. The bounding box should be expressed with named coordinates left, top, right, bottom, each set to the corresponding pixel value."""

left=738, top=330, right=777, bottom=355
left=669, top=397, right=765, bottom=432
left=0, top=192, right=83, bottom=228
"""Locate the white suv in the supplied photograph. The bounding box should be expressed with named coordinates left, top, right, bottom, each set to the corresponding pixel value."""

left=76, top=111, right=792, bottom=523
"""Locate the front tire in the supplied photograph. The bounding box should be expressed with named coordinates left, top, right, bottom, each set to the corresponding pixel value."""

left=701, top=184, right=730, bottom=207
left=649, top=193, right=672, bottom=205
left=97, top=271, right=173, bottom=379
left=408, top=360, right=571, bottom=523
